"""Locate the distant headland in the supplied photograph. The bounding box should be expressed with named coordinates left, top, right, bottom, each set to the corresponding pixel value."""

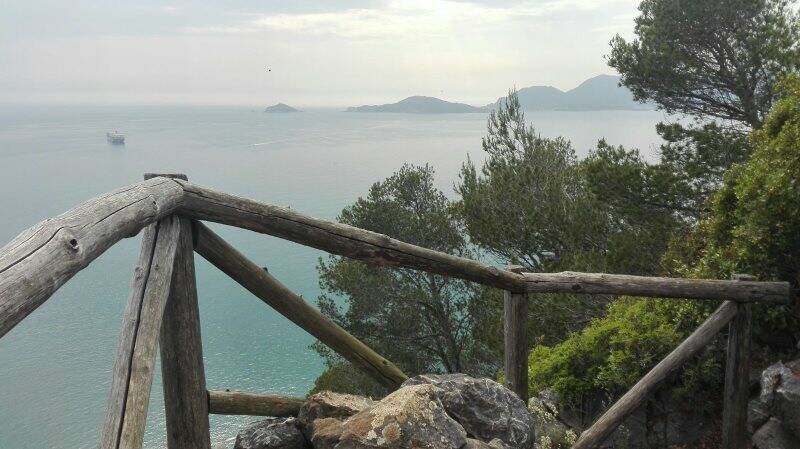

left=489, top=74, right=652, bottom=111
left=343, top=75, right=651, bottom=114
left=264, top=103, right=301, bottom=113
left=346, top=96, right=488, bottom=114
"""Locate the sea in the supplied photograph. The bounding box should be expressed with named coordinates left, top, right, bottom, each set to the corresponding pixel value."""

left=0, top=105, right=668, bottom=448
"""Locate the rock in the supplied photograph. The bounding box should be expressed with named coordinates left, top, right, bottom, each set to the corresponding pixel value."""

left=336, top=384, right=467, bottom=449
left=749, top=362, right=793, bottom=432
left=752, top=418, right=800, bottom=449
left=749, top=359, right=800, bottom=444
left=306, top=417, right=345, bottom=449
left=528, top=396, right=578, bottom=449
left=234, top=417, right=309, bottom=449
left=402, top=374, right=534, bottom=449
left=462, top=438, right=509, bottom=449
left=298, top=391, right=374, bottom=425
left=774, top=362, right=800, bottom=437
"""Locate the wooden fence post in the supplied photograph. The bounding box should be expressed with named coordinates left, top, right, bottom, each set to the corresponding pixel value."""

left=722, top=274, right=754, bottom=449
left=504, top=265, right=528, bottom=403
left=99, top=215, right=182, bottom=449
left=147, top=175, right=212, bottom=449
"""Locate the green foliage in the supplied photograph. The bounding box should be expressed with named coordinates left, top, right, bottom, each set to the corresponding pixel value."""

left=456, top=92, right=621, bottom=346
left=608, top=0, right=800, bottom=127
left=528, top=298, right=722, bottom=409
left=457, top=92, right=607, bottom=272
left=533, top=77, right=800, bottom=415
left=700, top=76, right=800, bottom=286
left=582, top=122, right=753, bottom=275
left=657, top=122, right=753, bottom=214
left=314, top=164, right=498, bottom=395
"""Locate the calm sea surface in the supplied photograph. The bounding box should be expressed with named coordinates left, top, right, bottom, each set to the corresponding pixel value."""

left=0, top=105, right=668, bottom=448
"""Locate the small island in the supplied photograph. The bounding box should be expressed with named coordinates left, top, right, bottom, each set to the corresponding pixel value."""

left=263, top=103, right=301, bottom=113
left=347, top=96, right=488, bottom=114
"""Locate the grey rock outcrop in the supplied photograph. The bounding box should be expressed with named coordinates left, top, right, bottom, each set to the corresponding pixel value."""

left=749, top=359, right=800, bottom=448
left=234, top=417, right=310, bottom=449
left=335, top=384, right=467, bottom=449
left=402, top=374, right=534, bottom=449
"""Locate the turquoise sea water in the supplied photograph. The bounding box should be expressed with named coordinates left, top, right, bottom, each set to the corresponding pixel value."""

left=0, top=105, right=668, bottom=448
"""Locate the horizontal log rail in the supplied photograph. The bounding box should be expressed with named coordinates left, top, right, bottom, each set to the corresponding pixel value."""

left=208, top=390, right=304, bottom=417
left=176, top=180, right=526, bottom=291
left=0, top=177, right=183, bottom=338
left=523, top=271, right=791, bottom=304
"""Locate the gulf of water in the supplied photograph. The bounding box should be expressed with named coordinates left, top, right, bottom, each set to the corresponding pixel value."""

left=0, top=105, right=668, bottom=448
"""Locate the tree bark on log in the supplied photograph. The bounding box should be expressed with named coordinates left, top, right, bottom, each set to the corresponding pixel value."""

left=193, top=222, right=408, bottom=389
left=571, top=300, right=739, bottom=449
left=504, top=266, right=528, bottom=402
left=99, top=215, right=182, bottom=449
left=523, top=271, right=789, bottom=304
left=176, top=180, right=526, bottom=291
left=160, top=218, right=211, bottom=449
left=0, top=177, right=183, bottom=339
left=208, top=390, right=305, bottom=417
left=721, top=275, right=754, bottom=449
left=175, top=181, right=790, bottom=303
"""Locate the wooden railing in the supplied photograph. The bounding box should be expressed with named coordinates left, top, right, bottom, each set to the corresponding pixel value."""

left=0, top=174, right=792, bottom=449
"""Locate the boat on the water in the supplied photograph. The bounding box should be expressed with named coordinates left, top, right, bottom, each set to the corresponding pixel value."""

left=106, top=131, right=125, bottom=145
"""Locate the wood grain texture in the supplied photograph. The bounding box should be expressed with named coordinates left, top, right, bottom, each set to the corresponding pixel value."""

left=523, top=271, right=790, bottom=304
left=208, top=390, right=305, bottom=417
left=0, top=177, right=183, bottom=338
left=176, top=180, right=526, bottom=292
left=504, top=265, right=528, bottom=402
left=721, top=275, right=755, bottom=449
left=160, top=218, right=211, bottom=449
left=100, top=215, right=182, bottom=449
left=193, top=222, right=408, bottom=388
left=571, top=301, right=739, bottom=449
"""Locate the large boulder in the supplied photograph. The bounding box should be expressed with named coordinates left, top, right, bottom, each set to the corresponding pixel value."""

left=234, top=417, right=310, bottom=449
left=402, top=374, right=534, bottom=449
left=749, top=359, right=800, bottom=448
left=336, top=384, right=467, bottom=449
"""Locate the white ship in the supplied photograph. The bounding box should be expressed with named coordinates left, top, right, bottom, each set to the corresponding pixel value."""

left=106, top=131, right=125, bottom=145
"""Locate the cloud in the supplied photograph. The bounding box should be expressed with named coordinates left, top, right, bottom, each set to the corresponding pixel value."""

left=186, top=0, right=630, bottom=39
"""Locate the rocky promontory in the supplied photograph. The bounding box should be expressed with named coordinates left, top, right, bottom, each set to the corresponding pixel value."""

left=233, top=374, right=534, bottom=449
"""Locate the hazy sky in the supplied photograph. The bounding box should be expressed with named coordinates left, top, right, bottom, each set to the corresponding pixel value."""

left=0, top=0, right=642, bottom=106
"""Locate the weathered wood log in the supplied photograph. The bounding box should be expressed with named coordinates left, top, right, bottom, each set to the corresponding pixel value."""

left=721, top=275, right=754, bottom=449
left=193, top=222, right=408, bottom=388
left=100, top=215, right=182, bottom=449
left=176, top=180, right=526, bottom=292
left=571, top=300, right=739, bottom=449
left=175, top=181, right=791, bottom=303
left=504, top=265, right=528, bottom=402
left=523, top=271, right=790, bottom=304
left=0, top=177, right=184, bottom=339
left=160, top=218, right=211, bottom=449
left=208, top=390, right=305, bottom=417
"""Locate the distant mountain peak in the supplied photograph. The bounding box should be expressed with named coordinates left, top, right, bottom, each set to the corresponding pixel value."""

left=491, top=75, right=652, bottom=111
left=347, top=96, right=488, bottom=114
left=264, top=103, right=301, bottom=113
